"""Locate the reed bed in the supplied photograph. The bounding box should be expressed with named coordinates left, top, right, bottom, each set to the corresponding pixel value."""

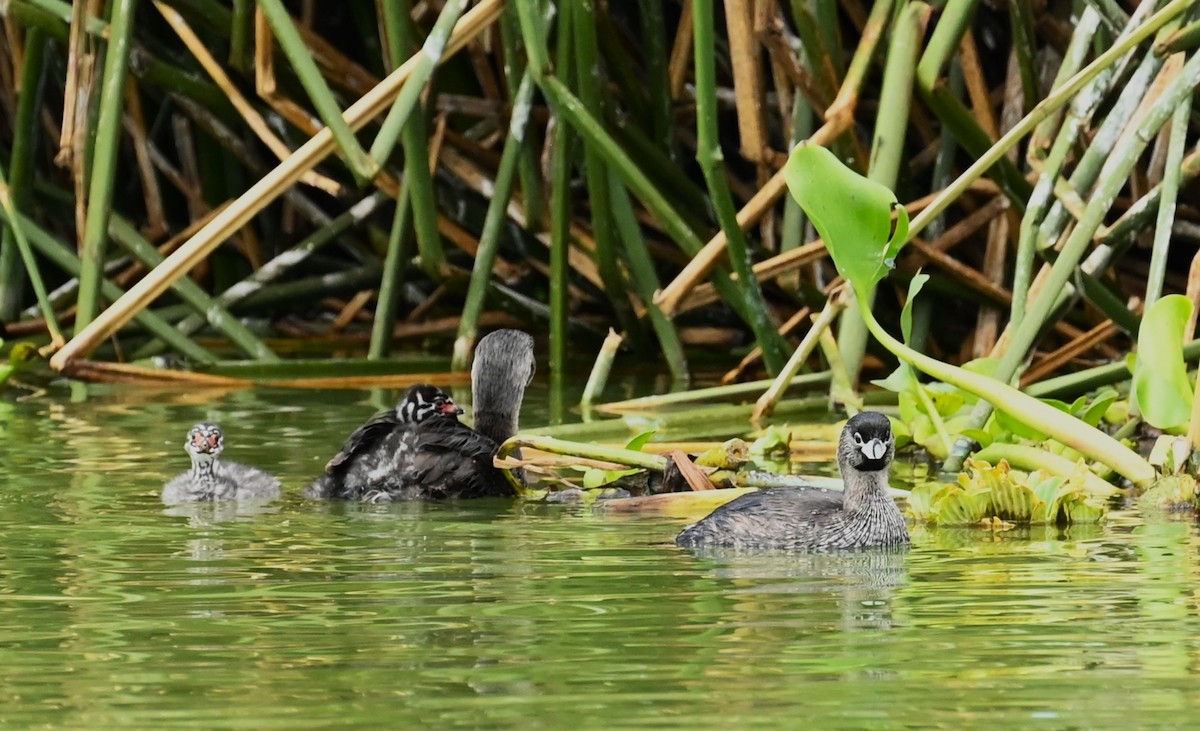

left=0, top=0, right=1195, bottom=405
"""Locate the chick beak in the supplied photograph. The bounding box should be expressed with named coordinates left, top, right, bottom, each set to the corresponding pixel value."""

left=439, top=400, right=464, bottom=416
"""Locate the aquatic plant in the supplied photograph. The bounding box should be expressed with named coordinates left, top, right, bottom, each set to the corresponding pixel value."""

left=907, top=458, right=1107, bottom=526
left=785, top=144, right=1155, bottom=488
left=1132, top=294, right=1196, bottom=437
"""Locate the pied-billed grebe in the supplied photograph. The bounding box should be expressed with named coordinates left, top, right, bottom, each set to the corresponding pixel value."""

left=305, top=329, right=535, bottom=501
left=162, top=423, right=282, bottom=504
left=675, top=412, right=909, bottom=551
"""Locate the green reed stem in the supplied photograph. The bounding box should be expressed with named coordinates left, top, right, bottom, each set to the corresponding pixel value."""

left=581, top=329, right=623, bottom=409
left=755, top=298, right=842, bottom=421
left=500, top=9, right=543, bottom=231
left=547, top=0, right=575, bottom=383
left=0, top=27, right=46, bottom=321
left=692, top=0, right=787, bottom=373
left=257, top=0, right=378, bottom=183
left=1030, top=7, right=1100, bottom=152
left=1008, top=0, right=1039, bottom=108
left=1036, top=49, right=1161, bottom=249
left=1145, top=96, right=1191, bottom=310
left=607, top=171, right=688, bottom=381
left=1013, top=6, right=1103, bottom=329
left=1157, top=16, right=1200, bottom=53
left=597, top=370, right=831, bottom=413
left=376, top=0, right=449, bottom=280
left=370, top=0, right=464, bottom=184
left=514, top=0, right=779, bottom=361
left=369, top=191, right=412, bottom=360
left=915, top=0, right=980, bottom=88
left=786, top=0, right=838, bottom=102
left=573, top=0, right=637, bottom=334
left=1027, top=339, right=1200, bottom=399
left=229, top=0, right=252, bottom=72
left=1098, top=142, right=1200, bottom=251
left=0, top=162, right=63, bottom=344
left=74, top=0, right=137, bottom=332
left=451, top=72, right=537, bottom=370
left=513, top=0, right=549, bottom=77
left=638, top=0, right=672, bottom=155
left=837, top=0, right=917, bottom=388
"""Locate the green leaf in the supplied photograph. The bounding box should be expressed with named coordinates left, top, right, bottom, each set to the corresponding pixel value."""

left=785, top=144, right=909, bottom=299
left=623, top=429, right=657, bottom=452
left=905, top=482, right=943, bottom=522
left=993, top=407, right=1048, bottom=442
left=900, top=271, right=929, bottom=342
left=582, top=467, right=640, bottom=489
left=925, top=382, right=966, bottom=418
left=935, top=486, right=990, bottom=525
left=1132, top=294, right=1195, bottom=430
left=1079, top=390, right=1118, bottom=428
left=1029, top=473, right=1067, bottom=523
left=872, top=365, right=917, bottom=394
left=960, top=428, right=993, bottom=449
left=750, top=426, right=792, bottom=458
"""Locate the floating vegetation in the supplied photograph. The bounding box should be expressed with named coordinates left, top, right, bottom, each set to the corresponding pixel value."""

left=907, top=458, right=1108, bottom=527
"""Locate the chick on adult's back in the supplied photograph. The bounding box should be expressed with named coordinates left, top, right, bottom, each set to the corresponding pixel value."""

left=676, top=412, right=908, bottom=551
left=306, top=329, right=536, bottom=501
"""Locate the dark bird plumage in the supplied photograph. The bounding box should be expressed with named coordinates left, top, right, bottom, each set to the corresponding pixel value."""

left=162, top=423, right=281, bottom=504
left=306, top=330, right=536, bottom=501
left=675, top=412, right=909, bottom=551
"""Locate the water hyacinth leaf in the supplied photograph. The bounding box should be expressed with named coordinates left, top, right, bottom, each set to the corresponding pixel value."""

left=994, top=407, right=1048, bottom=441
left=905, top=482, right=943, bottom=522
left=873, top=365, right=918, bottom=395
left=1132, top=294, right=1195, bottom=430
left=926, top=383, right=966, bottom=417
left=624, top=430, right=657, bottom=452
left=901, top=271, right=929, bottom=342
left=1079, top=390, right=1119, bottom=428
left=750, top=426, right=792, bottom=458
left=961, top=428, right=993, bottom=449
left=934, top=485, right=990, bottom=525
left=0, top=342, right=37, bottom=387
left=1029, top=472, right=1067, bottom=523
left=582, top=466, right=642, bottom=489
left=1139, top=473, right=1198, bottom=510
left=1061, top=496, right=1105, bottom=524
left=989, top=477, right=1042, bottom=521
left=1041, top=398, right=1073, bottom=415
left=784, top=144, right=910, bottom=299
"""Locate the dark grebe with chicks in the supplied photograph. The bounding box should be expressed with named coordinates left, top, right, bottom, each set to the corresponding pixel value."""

left=306, top=329, right=535, bottom=501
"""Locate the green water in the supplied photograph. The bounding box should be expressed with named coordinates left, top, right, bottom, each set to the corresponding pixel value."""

left=3, top=386, right=1200, bottom=729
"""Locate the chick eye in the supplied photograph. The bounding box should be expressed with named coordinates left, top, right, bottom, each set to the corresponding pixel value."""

left=853, top=432, right=864, bottom=446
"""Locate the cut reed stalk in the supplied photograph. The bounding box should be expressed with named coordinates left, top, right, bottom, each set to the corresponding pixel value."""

left=73, top=0, right=137, bottom=332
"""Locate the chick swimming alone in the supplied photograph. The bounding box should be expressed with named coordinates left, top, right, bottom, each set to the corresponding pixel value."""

left=676, top=412, right=909, bottom=551
left=162, top=423, right=282, bottom=504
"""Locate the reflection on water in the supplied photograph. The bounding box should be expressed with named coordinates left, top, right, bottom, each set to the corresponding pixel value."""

left=3, top=387, right=1200, bottom=728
